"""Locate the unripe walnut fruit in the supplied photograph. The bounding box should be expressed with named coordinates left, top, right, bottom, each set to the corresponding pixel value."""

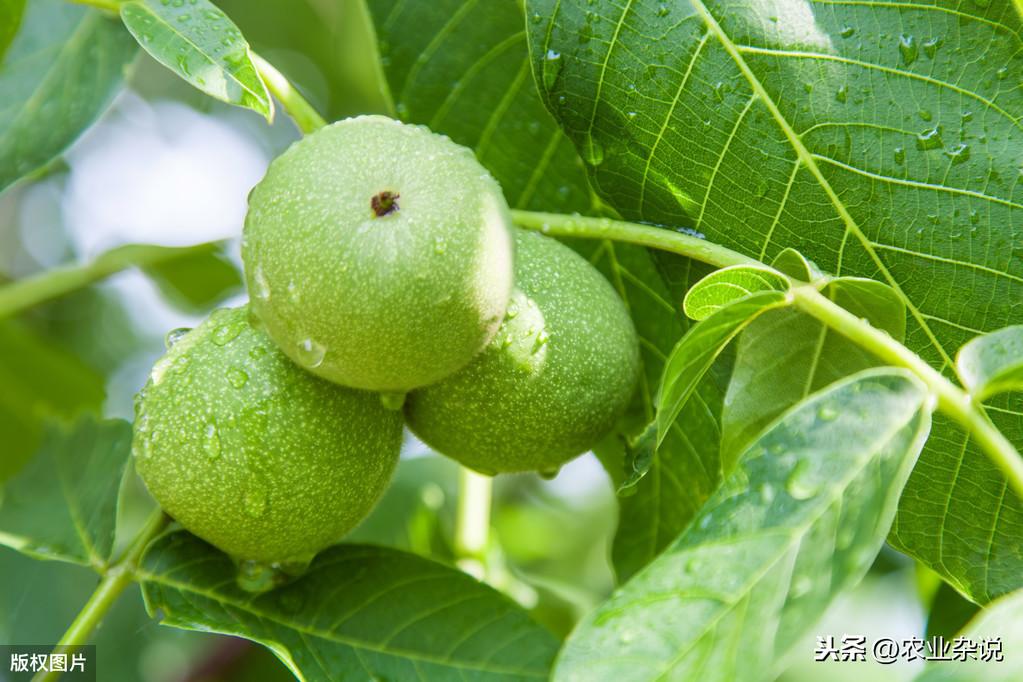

left=406, top=230, right=640, bottom=474
left=242, top=115, right=514, bottom=392
left=133, top=306, right=403, bottom=564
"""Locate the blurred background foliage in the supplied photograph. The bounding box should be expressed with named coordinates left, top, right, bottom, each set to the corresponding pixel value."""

left=0, top=1, right=960, bottom=680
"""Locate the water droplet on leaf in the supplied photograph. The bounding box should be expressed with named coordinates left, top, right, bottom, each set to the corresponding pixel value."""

left=898, top=34, right=918, bottom=66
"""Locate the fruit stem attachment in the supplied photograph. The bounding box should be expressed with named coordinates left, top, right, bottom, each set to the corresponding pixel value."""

left=454, top=467, right=492, bottom=579
left=251, top=54, right=327, bottom=135
left=35, top=510, right=170, bottom=682
left=512, top=209, right=1023, bottom=501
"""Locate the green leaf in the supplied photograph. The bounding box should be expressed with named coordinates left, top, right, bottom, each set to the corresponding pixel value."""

left=657, top=290, right=789, bottom=447
left=0, top=0, right=25, bottom=60
left=956, top=325, right=1023, bottom=401
left=0, top=0, right=137, bottom=192
left=0, top=417, right=130, bottom=568
left=915, top=588, right=1023, bottom=682
left=554, top=369, right=932, bottom=682
left=0, top=319, right=106, bottom=479
left=720, top=276, right=906, bottom=482
left=139, top=531, right=559, bottom=681
left=527, top=0, right=1023, bottom=603
left=141, top=244, right=242, bottom=312
left=771, top=248, right=823, bottom=283
left=365, top=0, right=728, bottom=582
left=682, top=264, right=789, bottom=321
left=119, top=0, right=272, bottom=120
left=925, top=580, right=980, bottom=641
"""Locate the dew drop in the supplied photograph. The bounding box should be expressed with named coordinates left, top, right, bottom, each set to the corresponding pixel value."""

left=839, top=26, right=855, bottom=38
left=203, top=422, right=221, bottom=459
left=786, top=460, right=819, bottom=500
left=835, top=85, right=847, bottom=103
left=252, top=264, right=271, bottom=301
left=923, top=37, right=942, bottom=59
left=893, top=146, right=906, bottom=165
left=296, top=338, right=326, bottom=368
left=944, top=143, right=970, bottom=165
left=817, top=404, right=838, bottom=421
left=898, top=34, right=918, bottom=66
left=236, top=560, right=276, bottom=593
left=656, top=3, right=669, bottom=17
left=212, top=321, right=244, bottom=346
left=227, top=367, right=249, bottom=389
left=542, top=50, right=563, bottom=90
left=915, top=126, right=943, bottom=151
left=996, top=66, right=1008, bottom=80
left=164, top=327, right=191, bottom=349
left=583, top=135, right=605, bottom=166
left=918, top=109, right=932, bottom=121
left=538, top=466, right=560, bottom=480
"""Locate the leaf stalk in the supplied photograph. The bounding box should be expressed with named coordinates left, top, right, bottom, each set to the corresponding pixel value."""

left=513, top=209, right=1023, bottom=501
left=34, top=510, right=169, bottom=682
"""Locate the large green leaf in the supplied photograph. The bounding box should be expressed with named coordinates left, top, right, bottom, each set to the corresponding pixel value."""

left=554, top=369, right=931, bottom=682
left=365, top=0, right=729, bottom=582
left=0, top=0, right=25, bottom=60
left=140, top=531, right=559, bottom=681
left=0, top=417, right=130, bottom=568
left=119, top=0, right=272, bottom=120
left=915, top=588, right=1023, bottom=682
left=0, top=320, right=105, bottom=479
left=527, top=0, right=1023, bottom=603
left=0, top=0, right=137, bottom=192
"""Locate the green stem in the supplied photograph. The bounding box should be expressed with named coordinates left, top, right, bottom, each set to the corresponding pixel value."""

left=252, top=54, right=327, bottom=135
left=34, top=510, right=170, bottom=682
left=513, top=209, right=1023, bottom=501
left=454, top=467, right=492, bottom=579
left=0, top=243, right=222, bottom=320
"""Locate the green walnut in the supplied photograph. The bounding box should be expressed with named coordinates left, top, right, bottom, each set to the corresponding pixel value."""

left=133, top=306, right=403, bottom=564
left=242, top=115, right=514, bottom=392
left=406, top=229, right=640, bottom=474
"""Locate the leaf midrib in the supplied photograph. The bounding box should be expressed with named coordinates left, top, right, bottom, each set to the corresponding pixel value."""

left=688, top=0, right=955, bottom=370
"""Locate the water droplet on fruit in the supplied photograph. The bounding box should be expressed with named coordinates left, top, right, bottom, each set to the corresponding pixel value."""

left=252, top=264, right=271, bottom=301
left=539, top=466, right=560, bottom=480
left=212, top=321, right=244, bottom=346
left=433, top=236, right=447, bottom=254
left=164, top=327, right=191, bottom=349
left=203, top=422, right=221, bottom=459
left=296, top=338, right=326, bottom=368
left=227, top=367, right=249, bottom=389
left=243, top=484, right=268, bottom=517
left=898, top=34, right=918, bottom=66
left=786, top=460, right=819, bottom=500
left=236, top=560, right=276, bottom=593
